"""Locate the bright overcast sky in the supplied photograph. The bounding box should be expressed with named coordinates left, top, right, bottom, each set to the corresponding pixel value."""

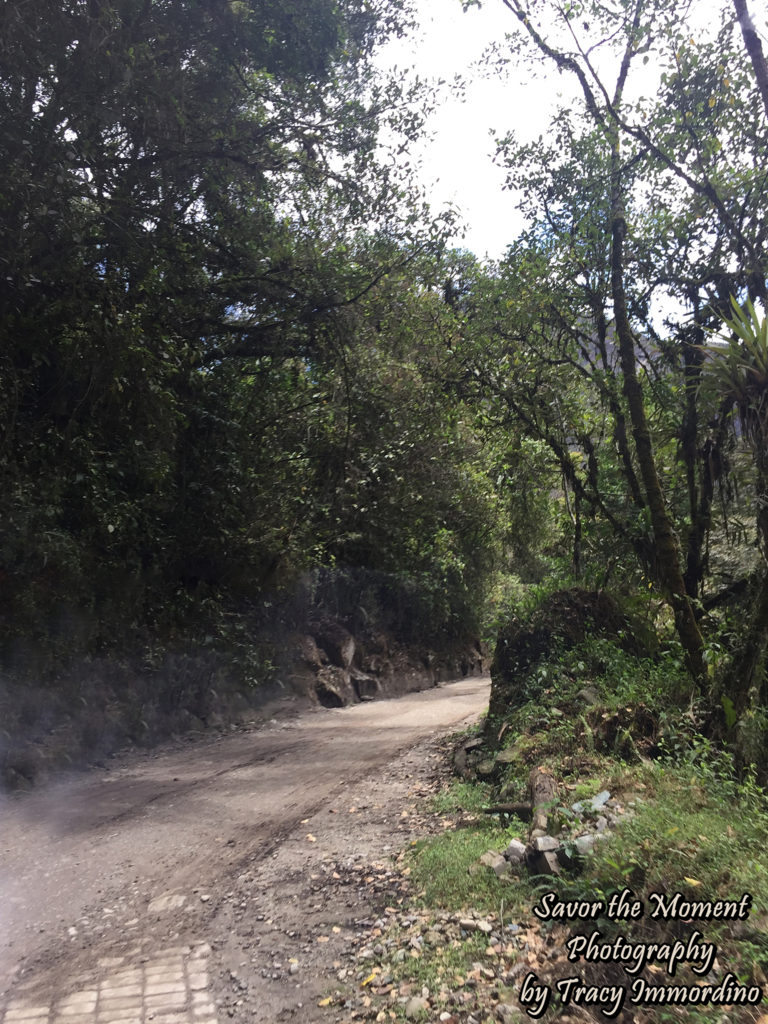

left=376, top=0, right=562, bottom=261
left=377, top=0, right=768, bottom=263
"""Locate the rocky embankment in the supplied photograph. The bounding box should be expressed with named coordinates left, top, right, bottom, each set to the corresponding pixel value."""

left=0, top=619, right=484, bottom=790
left=286, top=618, right=484, bottom=709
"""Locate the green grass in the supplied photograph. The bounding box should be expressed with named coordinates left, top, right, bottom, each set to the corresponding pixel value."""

left=408, top=819, right=529, bottom=913
left=567, top=778, right=607, bottom=803
left=546, top=757, right=768, bottom=1021
left=387, top=927, right=492, bottom=989
left=588, top=760, right=768, bottom=932
left=429, top=779, right=492, bottom=815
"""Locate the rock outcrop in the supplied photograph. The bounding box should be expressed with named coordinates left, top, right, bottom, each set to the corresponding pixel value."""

left=285, top=623, right=485, bottom=710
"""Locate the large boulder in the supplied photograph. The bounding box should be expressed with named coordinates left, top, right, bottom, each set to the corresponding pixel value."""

left=350, top=669, right=381, bottom=701
left=296, top=634, right=327, bottom=669
left=310, top=619, right=356, bottom=669
left=361, top=653, right=390, bottom=678
left=314, top=666, right=357, bottom=708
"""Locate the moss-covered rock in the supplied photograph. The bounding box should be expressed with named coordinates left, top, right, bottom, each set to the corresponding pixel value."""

left=487, top=588, right=655, bottom=728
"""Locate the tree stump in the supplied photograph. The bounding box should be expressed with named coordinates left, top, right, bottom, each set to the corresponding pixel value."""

left=529, top=766, right=558, bottom=836
left=526, top=766, right=560, bottom=874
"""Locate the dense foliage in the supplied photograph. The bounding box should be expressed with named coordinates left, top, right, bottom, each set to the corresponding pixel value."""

left=3, top=0, right=768, bottom=772
left=0, top=0, right=497, bottom=671
left=445, top=0, right=768, bottom=762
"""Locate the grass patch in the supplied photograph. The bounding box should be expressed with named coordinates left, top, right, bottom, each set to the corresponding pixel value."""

left=429, top=779, right=492, bottom=815
left=409, top=819, right=529, bottom=913
left=386, top=926, right=492, bottom=994
left=533, top=755, right=768, bottom=1022
left=589, top=757, right=768, bottom=911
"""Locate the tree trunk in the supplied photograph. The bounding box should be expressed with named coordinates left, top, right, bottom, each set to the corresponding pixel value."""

left=528, top=767, right=558, bottom=836
left=721, top=572, right=768, bottom=722
left=734, top=0, right=768, bottom=119
left=681, top=329, right=723, bottom=606
left=722, top=431, right=768, bottom=720
left=609, top=143, right=706, bottom=685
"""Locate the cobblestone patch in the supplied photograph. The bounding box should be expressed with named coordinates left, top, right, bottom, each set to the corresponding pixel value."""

left=1, top=945, right=215, bottom=1024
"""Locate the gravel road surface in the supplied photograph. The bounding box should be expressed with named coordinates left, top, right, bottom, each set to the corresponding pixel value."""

left=0, top=677, right=489, bottom=1024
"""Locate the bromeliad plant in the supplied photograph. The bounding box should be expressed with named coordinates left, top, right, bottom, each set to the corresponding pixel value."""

left=707, top=296, right=768, bottom=457
left=703, top=296, right=768, bottom=733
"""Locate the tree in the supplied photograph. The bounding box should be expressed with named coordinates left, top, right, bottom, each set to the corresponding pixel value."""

left=469, top=0, right=768, bottom=692
left=734, top=0, right=768, bottom=117
left=704, top=300, right=768, bottom=722
left=0, top=0, right=451, bottom=657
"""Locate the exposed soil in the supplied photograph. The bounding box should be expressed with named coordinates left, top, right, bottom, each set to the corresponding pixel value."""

left=0, top=676, right=490, bottom=1023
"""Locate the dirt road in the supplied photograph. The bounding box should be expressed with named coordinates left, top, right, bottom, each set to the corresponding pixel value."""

left=0, top=677, right=489, bottom=1024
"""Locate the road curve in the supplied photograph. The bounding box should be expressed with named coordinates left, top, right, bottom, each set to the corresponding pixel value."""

left=0, top=676, right=489, bottom=1017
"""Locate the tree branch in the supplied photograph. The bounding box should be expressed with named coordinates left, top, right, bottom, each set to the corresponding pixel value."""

left=734, top=0, right=768, bottom=119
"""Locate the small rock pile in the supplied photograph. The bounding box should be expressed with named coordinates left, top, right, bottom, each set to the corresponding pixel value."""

left=479, top=790, right=634, bottom=878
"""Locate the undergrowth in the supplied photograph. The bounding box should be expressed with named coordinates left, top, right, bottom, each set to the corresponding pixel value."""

left=401, top=635, right=768, bottom=1021
left=409, top=821, right=527, bottom=913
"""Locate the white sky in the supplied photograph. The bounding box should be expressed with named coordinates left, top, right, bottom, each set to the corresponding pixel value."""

left=376, top=0, right=564, bottom=260
left=377, top=0, right=768, bottom=262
